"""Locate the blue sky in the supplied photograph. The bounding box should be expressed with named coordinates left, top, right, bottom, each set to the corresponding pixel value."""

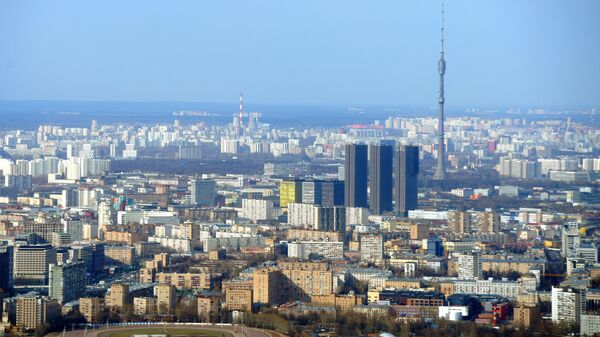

left=0, top=1, right=599, bottom=106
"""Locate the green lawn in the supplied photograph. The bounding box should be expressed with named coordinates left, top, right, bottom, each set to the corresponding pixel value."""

left=98, top=328, right=231, bottom=337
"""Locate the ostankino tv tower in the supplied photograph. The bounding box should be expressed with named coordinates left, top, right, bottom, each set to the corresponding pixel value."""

left=433, top=0, right=447, bottom=180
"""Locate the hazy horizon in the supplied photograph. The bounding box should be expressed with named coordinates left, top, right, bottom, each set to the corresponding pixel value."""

left=0, top=99, right=597, bottom=109
left=0, top=99, right=595, bottom=131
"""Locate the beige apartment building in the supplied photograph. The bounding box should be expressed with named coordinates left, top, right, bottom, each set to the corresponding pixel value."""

left=16, top=296, right=59, bottom=330
left=156, top=284, right=176, bottom=315
left=156, top=272, right=212, bottom=289
left=223, top=279, right=253, bottom=312
left=105, top=283, right=129, bottom=312
left=197, top=296, right=221, bottom=322
left=133, top=296, right=157, bottom=316
left=79, top=297, right=104, bottom=324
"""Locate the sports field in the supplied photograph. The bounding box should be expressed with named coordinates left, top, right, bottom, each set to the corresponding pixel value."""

left=97, top=328, right=232, bottom=337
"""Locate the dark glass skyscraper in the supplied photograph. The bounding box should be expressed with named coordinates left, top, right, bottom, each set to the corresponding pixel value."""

left=395, top=145, right=419, bottom=216
left=344, top=144, right=368, bottom=208
left=0, top=245, right=13, bottom=295
left=321, top=180, right=344, bottom=207
left=369, top=144, right=393, bottom=214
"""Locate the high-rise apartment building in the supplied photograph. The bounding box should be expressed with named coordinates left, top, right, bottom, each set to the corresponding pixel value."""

left=250, top=263, right=335, bottom=304
left=344, top=144, right=368, bottom=208
left=70, top=241, right=105, bottom=274
left=155, top=284, right=176, bottom=315
left=48, top=261, right=86, bottom=304
left=197, top=296, right=221, bottom=322
left=280, top=267, right=334, bottom=302
left=346, top=207, right=368, bottom=226
left=155, top=272, right=212, bottom=290
left=300, top=179, right=344, bottom=207
left=314, top=206, right=346, bottom=232
left=562, top=222, right=581, bottom=257
left=287, top=241, right=344, bottom=260
left=410, top=224, right=430, bottom=240
left=105, top=283, right=129, bottom=312
left=16, top=296, right=59, bottom=330
left=133, top=297, right=157, bottom=316
left=395, top=145, right=419, bottom=216
left=13, top=244, right=57, bottom=286
left=301, top=180, right=323, bottom=205
left=280, top=179, right=303, bottom=209
left=287, top=203, right=314, bottom=228
left=79, top=297, right=104, bottom=324
left=448, top=211, right=471, bottom=234
left=252, top=268, right=281, bottom=306
left=105, top=245, right=135, bottom=265
left=360, top=234, right=384, bottom=263
left=241, top=198, right=274, bottom=222
left=369, top=144, right=393, bottom=214
left=22, top=219, right=63, bottom=245
left=476, top=211, right=500, bottom=234
left=513, top=305, right=540, bottom=329
left=287, top=203, right=346, bottom=232
left=457, top=252, right=482, bottom=280
left=189, top=179, right=216, bottom=206
left=287, top=229, right=343, bottom=242
left=97, top=200, right=115, bottom=229
left=223, top=279, right=253, bottom=312
left=551, top=287, right=584, bottom=326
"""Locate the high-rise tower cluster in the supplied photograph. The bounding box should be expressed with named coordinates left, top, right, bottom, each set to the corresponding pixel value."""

left=344, top=143, right=419, bottom=216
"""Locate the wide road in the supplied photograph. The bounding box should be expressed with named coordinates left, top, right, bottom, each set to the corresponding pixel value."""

left=47, top=323, right=287, bottom=337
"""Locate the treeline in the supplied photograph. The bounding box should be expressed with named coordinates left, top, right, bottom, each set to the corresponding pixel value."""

left=244, top=309, right=576, bottom=337
left=111, top=159, right=265, bottom=175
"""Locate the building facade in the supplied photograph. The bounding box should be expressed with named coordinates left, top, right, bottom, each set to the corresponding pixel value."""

left=395, top=145, right=419, bottom=216
left=369, top=144, right=393, bottom=214
left=48, top=261, right=86, bottom=304
left=344, top=144, right=368, bottom=208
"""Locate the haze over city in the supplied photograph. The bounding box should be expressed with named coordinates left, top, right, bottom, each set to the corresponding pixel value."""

left=0, top=2, right=599, bottom=337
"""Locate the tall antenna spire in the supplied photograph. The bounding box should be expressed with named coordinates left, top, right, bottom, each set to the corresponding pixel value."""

left=441, top=0, right=445, bottom=54
left=433, top=0, right=447, bottom=180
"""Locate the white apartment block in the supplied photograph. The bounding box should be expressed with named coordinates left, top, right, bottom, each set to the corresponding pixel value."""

left=241, top=199, right=274, bottom=222
left=288, top=241, right=344, bottom=260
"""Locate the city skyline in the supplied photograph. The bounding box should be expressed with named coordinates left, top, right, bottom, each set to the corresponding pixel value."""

left=1, top=2, right=600, bottom=336
left=0, top=97, right=599, bottom=336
